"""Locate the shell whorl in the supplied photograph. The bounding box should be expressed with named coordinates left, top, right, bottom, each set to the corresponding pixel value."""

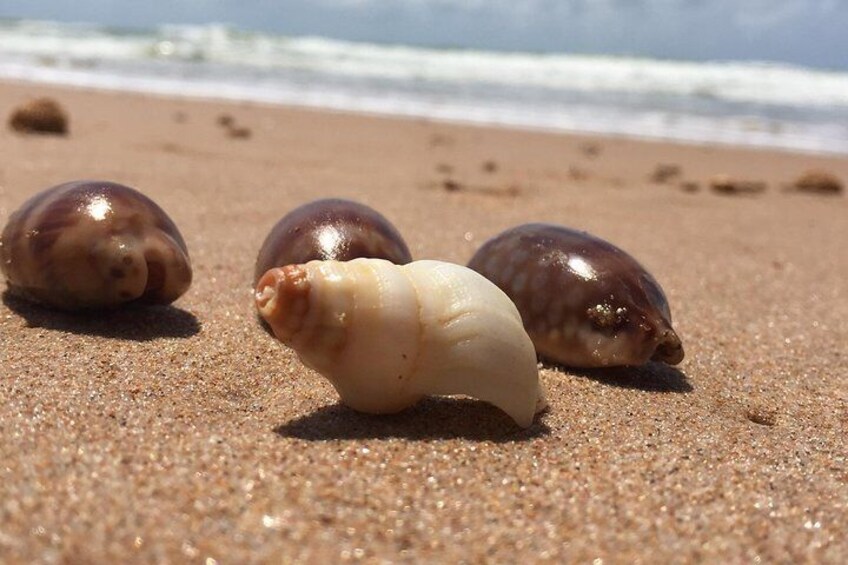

left=256, top=258, right=544, bottom=427
left=0, top=180, right=192, bottom=310
left=468, top=223, right=684, bottom=368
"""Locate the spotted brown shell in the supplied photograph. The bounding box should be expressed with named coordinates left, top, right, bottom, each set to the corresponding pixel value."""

left=0, top=180, right=192, bottom=310
left=468, top=223, right=684, bottom=368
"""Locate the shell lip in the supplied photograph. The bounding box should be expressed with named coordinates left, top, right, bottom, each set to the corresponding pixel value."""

left=254, top=265, right=311, bottom=343
left=650, top=327, right=685, bottom=365
left=254, top=269, right=285, bottom=321
left=254, top=272, right=279, bottom=314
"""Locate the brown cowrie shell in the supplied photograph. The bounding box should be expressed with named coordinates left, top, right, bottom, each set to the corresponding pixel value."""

left=0, top=180, right=192, bottom=310
left=254, top=198, right=412, bottom=285
left=468, top=223, right=684, bottom=368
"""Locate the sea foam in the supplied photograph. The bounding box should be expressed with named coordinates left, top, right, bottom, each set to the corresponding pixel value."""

left=1, top=19, right=847, bottom=153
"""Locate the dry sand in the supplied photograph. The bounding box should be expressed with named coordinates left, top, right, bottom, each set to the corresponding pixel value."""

left=1, top=81, right=846, bottom=563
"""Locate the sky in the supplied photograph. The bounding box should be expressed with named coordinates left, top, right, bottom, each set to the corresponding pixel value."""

left=2, top=0, right=847, bottom=70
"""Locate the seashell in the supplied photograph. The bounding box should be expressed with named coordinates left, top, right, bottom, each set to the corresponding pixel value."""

left=791, top=169, right=843, bottom=195
left=254, top=199, right=412, bottom=285
left=468, top=223, right=684, bottom=368
left=256, top=258, right=545, bottom=427
left=709, top=175, right=766, bottom=195
left=8, top=97, right=68, bottom=135
left=0, top=180, right=192, bottom=310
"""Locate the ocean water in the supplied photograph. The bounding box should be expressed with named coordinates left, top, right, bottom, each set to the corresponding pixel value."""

left=2, top=19, right=848, bottom=154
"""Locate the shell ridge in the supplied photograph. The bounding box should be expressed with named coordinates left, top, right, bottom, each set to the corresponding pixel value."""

left=396, top=261, right=427, bottom=400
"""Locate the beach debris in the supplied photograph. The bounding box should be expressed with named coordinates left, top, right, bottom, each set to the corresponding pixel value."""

left=215, top=113, right=252, bottom=139
left=227, top=126, right=252, bottom=139
left=256, top=258, right=545, bottom=427
left=428, top=133, right=453, bottom=147
left=442, top=178, right=462, bottom=192
left=709, top=174, right=767, bottom=195
left=745, top=405, right=778, bottom=426
left=790, top=169, right=843, bottom=195
left=425, top=177, right=521, bottom=198
left=679, top=181, right=700, bottom=193
left=568, top=166, right=590, bottom=181
left=216, top=113, right=235, bottom=127
left=8, top=97, right=68, bottom=135
left=579, top=142, right=602, bottom=158
left=468, top=223, right=684, bottom=368
left=254, top=198, right=411, bottom=286
left=482, top=160, right=499, bottom=173
left=649, top=163, right=682, bottom=184
left=0, top=180, right=192, bottom=310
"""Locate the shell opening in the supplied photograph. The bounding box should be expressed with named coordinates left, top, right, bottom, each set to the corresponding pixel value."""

left=142, top=258, right=166, bottom=300
left=255, top=281, right=277, bottom=316
left=650, top=328, right=685, bottom=365
left=254, top=265, right=311, bottom=343
left=255, top=268, right=286, bottom=321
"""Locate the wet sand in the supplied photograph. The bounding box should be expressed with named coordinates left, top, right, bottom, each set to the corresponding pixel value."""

left=1, top=81, right=846, bottom=562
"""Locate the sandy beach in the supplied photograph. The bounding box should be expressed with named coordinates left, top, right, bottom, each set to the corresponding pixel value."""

left=1, top=80, right=846, bottom=562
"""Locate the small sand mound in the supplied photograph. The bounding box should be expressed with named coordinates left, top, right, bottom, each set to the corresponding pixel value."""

left=709, top=174, right=766, bottom=196
left=792, top=170, right=843, bottom=195
left=8, top=98, right=69, bottom=135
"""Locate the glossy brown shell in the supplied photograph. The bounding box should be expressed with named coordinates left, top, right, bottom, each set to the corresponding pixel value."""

left=254, top=198, right=412, bottom=284
left=468, top=223, right=684, bottom=368
left=0, top=180, right=192, bottom=310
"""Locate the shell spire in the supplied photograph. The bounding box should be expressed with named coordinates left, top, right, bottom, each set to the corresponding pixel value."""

left=256, top=258, right=545, bottom=428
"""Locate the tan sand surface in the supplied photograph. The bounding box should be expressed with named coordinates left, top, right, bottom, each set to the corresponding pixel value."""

left=1, top=81, right=846, bottom=563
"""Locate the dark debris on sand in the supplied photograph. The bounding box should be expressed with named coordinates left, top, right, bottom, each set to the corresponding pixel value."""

left=215, top=113, right=252, bottom=139
left=649, top=163, right=683, bottom=184
left=8, top=97, right=69, bottom=135
left=710, top=174, right=767, bottom=196
left=791, top=169, right=843, bottom=195
left=579, top=142, right=602, bottom=158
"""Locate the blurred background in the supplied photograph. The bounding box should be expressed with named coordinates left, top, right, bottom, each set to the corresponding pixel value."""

left=2, top=0, right=847, bottom=152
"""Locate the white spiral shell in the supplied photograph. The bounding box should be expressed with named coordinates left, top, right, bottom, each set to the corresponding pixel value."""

left=255, top=258, right=546, bottom=427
